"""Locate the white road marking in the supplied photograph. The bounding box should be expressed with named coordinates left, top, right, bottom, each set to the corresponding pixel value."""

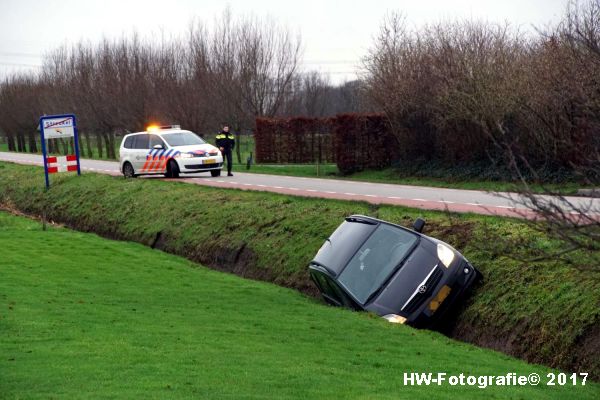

left=3, top=154, right=596, bottom=221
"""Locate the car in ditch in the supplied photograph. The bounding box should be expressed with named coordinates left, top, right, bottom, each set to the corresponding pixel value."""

left=119, top=125, right=223, bottom=178
left=309, top=215, right=481, bottom=327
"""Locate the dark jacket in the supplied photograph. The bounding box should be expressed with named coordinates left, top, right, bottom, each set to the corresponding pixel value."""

left=216, top=130, right=235, bottom=152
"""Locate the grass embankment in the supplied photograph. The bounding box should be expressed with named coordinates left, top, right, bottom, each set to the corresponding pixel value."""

left=1, top=212, right=598, bottom=399
left=0, top=161, right=599, bottom=380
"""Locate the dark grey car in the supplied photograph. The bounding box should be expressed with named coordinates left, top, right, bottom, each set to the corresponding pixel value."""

left=309, top=215, right=481, bottom=327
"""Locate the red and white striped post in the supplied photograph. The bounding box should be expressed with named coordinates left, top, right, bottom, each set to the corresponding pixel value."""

left=45, top=155, right=79, bottom=174
left=46, top=156, right=58, bottom=174
left=66, top=154, right=78, bottom=172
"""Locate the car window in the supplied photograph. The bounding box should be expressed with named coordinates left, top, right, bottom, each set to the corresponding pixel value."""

left=312, top=270, right=359, bottom=309
left=312, top=220, right=377, bottom=276
left=132, top=134, right=149, bottom=149
left=161, top=131, right=205, bottom=147
left=123, top=136, right=134, bottom=149
left=149, top=134, right=166, bottom=148
left=338, top=224, right=418, bottom=304
left=312, top=271, right=343, bottom=306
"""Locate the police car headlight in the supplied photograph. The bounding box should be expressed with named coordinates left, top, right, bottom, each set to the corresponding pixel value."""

left=178, top=153, right=193, bottom=159
left=437, top=244, right=455, bottom=268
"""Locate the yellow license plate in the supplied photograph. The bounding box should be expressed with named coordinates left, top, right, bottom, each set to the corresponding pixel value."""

left=204, top=159, right=216, bottom=164
left=429, top=285, right=452, bottom=313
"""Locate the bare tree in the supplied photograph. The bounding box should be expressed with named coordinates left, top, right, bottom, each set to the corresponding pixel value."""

left=0, top=8, right=305, bottom=161
left=197, top=9, right=303, bottom=161
left=362, top=5, right=600, bottom=267
left=0, top=74, right=45, bottom=153
left=494, top=0, right=600, bottom=265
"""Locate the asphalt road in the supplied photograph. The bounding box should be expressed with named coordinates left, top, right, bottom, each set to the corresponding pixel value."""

left=1, top=151, right=598, bottom=218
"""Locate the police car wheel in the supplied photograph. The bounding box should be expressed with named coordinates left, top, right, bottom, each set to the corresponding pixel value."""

left=123, top=162, right=136, bottom=178
left=166, top=159, right=180, bottom=178
left=210, top=169, right=221, bottom=177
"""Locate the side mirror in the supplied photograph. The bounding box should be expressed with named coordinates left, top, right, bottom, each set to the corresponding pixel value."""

left=152, top=144, right=163, bottom=150
left=413, top=218, right=425, bottom=233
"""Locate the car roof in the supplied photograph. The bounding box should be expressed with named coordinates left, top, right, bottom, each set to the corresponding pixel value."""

left=311, top=215, right=423, bottom=277
left=124, top=129, right=191, bottom=137
left=311, top=215, right=379, bottom=277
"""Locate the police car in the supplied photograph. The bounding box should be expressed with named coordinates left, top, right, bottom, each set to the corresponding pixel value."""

left=119, top=125, right=223, bottom=178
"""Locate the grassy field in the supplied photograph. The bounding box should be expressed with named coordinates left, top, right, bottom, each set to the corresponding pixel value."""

left=0, top=161, right=598, bottom=380
left=1, top=211, right=598, bottom=399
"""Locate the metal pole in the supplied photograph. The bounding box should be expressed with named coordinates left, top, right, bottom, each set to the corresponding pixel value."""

left=73, top=115, right=81, bottom=175
left=39, top=117, right=50, bottom=190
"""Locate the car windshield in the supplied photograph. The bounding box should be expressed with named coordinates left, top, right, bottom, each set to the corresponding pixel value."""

left=161, top=131, right=205, bottom=147
left=338, top=224, right=418, bottom=304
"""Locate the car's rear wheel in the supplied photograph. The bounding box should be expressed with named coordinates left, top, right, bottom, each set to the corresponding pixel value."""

left=210, top=169, right=221, bottom=177
left=122, top=162, right=136, bottom=178
left=166, top=159, right=180, bottom=178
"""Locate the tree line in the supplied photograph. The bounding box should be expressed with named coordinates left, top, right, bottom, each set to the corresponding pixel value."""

left=359, top=0, right=599, bottom=264
left=362, top=1, right=600, bottom=183
left=0, top=10, right=363, bottom=161
left=0, top=1, right=598, bottom=182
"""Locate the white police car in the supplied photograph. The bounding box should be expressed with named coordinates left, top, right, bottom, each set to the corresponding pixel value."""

left=119, top=125, right=223, bottom=178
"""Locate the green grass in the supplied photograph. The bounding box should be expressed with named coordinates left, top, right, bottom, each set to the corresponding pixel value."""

left=239, top=164, right=585, bottom=194
left=1, top=211, right=598, bottom=399
left=242, top=163, right=339, bottom=177
left=338, top=168, right=587, bottom=194
left=0, top=161, right=599, bottom=381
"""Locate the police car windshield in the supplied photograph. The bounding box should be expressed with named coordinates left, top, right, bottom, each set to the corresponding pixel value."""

left=161, top=132, right=206, bottom=147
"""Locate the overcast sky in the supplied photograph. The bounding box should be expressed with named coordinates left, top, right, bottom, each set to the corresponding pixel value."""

left=0, top=0, right=568, bottom=83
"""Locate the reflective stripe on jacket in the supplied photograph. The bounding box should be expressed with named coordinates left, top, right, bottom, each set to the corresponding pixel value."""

left=215, top=132, right=235, bottom=151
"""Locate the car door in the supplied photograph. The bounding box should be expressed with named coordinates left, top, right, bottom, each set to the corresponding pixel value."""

left=310, top=269, right=361, bottom=310
left=148, top=134, right=168, bottom=172
left=131, top=134, right=150, bottom=172
left=120, top=135, right=135, bottom=168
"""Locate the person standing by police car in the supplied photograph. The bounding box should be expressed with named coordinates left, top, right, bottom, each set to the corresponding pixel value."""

left=216, top=125, right=235, bottom=176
